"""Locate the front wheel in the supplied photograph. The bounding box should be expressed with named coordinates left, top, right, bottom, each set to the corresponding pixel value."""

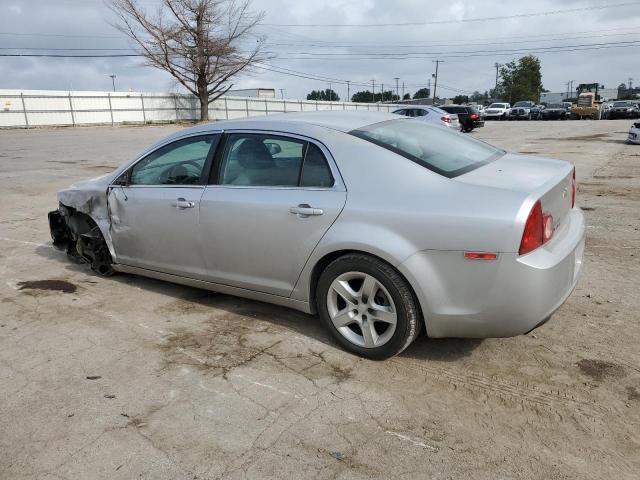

left=316, top=254, right=422, bottom=360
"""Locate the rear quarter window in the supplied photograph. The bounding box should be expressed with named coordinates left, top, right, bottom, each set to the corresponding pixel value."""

left=350, top=119, right=504, bottom=178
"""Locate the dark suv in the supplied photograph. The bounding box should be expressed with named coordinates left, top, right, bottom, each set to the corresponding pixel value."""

left=439, top=105, right=484, bottom=132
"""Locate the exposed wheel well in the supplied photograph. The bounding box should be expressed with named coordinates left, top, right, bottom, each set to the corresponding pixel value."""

left=308, top=250, right=424, bottom=330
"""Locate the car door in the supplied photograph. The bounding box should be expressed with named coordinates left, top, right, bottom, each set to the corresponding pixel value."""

left=107, top=133, right=220, bottom=278
left=198, top=132, right=347, bottom=297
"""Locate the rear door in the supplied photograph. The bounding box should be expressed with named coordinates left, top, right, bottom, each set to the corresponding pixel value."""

left=108, top=134, right=220, bottom=278
left=198, top=132, right=346, bottom=297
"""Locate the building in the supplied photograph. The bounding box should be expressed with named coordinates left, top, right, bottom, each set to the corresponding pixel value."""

left=226, top=88, right=276, bottom=99
left=540, top=92, right=571, bottom=104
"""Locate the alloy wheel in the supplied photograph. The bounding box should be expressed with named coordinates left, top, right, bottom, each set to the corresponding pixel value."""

left=326, top=271, right=397, bottom=348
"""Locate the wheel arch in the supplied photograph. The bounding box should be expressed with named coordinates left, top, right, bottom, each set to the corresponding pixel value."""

left=305, top=249, right=425, bottom=331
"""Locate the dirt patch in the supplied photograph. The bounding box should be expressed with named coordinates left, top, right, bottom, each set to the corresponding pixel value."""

left=581, top=207, right=596, bottom=211
left=159, top=315, right=352, bottom=384
left=561, top=133, right=610, bottom=141
left=627, top=386, right=640, bottom=401
left=577, top=359, right=626, bottom=382
left=578, top=182, right=639, bottom=200
left=17, top=279, right=77, bottom=294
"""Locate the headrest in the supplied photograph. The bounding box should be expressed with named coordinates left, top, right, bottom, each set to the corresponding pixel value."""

left=236, top=138, right=274, bottom=169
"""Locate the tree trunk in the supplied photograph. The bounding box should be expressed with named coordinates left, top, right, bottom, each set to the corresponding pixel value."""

left=198, top=86, right=209, bottom=122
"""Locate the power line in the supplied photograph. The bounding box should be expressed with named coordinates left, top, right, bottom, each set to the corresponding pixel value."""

left=262, top=2, right=639, bottom=27
left=263, top=30, right=640, bottom=50
left=269, top=40, right=640, bottom=60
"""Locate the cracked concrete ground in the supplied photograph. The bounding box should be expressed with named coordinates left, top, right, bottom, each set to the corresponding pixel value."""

left=1, top=120, right=639, bottom=479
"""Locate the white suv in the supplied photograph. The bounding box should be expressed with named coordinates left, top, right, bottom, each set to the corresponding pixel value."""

left=485, top=103, right=511, bottom=120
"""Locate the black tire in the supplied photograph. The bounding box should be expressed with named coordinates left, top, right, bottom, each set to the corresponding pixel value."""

left=316, top=254, right=422, bottom=360
left=464, top=126, right=474, bottom=133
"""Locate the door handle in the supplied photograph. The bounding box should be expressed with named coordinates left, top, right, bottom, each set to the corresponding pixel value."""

left=172, top=198, right=195, bottom=209
left=290, top=204, right=323, bottom=217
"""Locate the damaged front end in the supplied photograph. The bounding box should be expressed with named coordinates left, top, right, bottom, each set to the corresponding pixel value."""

left=49, top=202, right=114, bottom=277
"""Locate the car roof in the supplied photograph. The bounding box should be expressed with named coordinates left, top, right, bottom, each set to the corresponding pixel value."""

left=180, top=111, right=399, bottom=136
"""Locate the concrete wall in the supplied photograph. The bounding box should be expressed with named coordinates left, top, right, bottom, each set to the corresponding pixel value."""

left=0, top=89, right=402, bottom=128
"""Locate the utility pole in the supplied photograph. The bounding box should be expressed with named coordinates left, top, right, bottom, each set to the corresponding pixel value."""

left=428, top=78, right=431, bottom=96
left=371, top=80, right=375, bottom=102
left=570, top=80, right=575, bottom=98
left=629, top=77, right=634, bottom=90
left=432, top=60, right=443, bottom=103
left=402, top=81, right=405, bottom=99
left=109, top=74, right=116, bottom=92
left=329, top=82, right=332, bottom=101
left=394, top=77, right=400, bottom=100
left=494, top=63, right=500, bottom=98
left=566, top=81, right=571, bottom=99
left=381, top=83, right=384, bottom=102
left=346, top=80, right=350, bottom=102
left=279, top=88, right=285, bottom=100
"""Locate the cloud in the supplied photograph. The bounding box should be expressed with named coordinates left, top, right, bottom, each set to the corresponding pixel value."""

left=0, top=0, right=637, bottom=99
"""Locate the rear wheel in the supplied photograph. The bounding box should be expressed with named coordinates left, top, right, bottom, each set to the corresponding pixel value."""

left=316, top=254, right=421, bottom=360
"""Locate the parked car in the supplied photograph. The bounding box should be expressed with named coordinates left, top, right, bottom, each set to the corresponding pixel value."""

left=484, top=103, right=511, bottom=120
left=439, top=105, right=485, bottom=132
left=530, top=105, right=544, bottom=120
left=541, top=104, right=569, bottom=120
left=608, top=101, right=640, bottom=119
left=48, top=112, right=584, bottom=359
left=510, top=101, right=537, bottom=120
left=629, top=121, right=640, bottom=144
left=475, top=105, right=486, bottom=118
left=392, top=106, right=460, bottom=130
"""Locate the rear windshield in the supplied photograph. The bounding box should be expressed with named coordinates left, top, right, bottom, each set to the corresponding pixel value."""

left=350, top=119, right=504, bottom=178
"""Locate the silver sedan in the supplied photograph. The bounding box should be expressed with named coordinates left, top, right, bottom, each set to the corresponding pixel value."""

left=49, top=112, right=585, bottom=359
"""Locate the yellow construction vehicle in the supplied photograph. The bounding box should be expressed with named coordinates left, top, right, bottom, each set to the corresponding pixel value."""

left=571, top=83, right=603, bottom=120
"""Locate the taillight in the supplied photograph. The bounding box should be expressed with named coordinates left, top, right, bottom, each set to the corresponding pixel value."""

left=441, top=116, right=451, bottom=123
left=519, top=201, right=554, bottom=255
left=470, top=113, right=478, bottom=120
left=571, top=167, right=576, bottom=208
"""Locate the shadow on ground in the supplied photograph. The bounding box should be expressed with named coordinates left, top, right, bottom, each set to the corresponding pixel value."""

left=35, top=243, right=482, bottom=362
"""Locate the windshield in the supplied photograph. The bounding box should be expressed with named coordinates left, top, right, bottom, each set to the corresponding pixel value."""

left=513, top=102, right=530, bottom=107
left=548, top=104, right=564, bottom=109
left=489, top=103, right=506, bottom=109
left=614, top=101, right=631, bottom=107
left=349, top=119, right=504, bottom=178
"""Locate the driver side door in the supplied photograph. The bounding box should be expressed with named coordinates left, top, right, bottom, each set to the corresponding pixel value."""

left=108, top=133, right=220, bottom=278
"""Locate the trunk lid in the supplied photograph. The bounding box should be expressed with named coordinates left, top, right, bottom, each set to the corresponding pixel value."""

left=455, top=153, right=574, bottom=228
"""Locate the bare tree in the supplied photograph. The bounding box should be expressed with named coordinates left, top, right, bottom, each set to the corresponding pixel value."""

left=109, top=0, right=267, bottom=121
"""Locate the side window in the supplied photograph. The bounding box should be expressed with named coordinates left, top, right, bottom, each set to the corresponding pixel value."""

left=220, top=134, right=304, bottom=187
left=416, top=109, right=428, bottom=117
left=130, top=135, right=216, bottom=185
left=301, top=143, right=334, bottom=188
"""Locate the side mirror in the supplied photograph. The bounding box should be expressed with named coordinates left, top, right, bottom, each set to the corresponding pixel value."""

left=265, top=142, right=282, bottom=156
left=113, top=171, right=130, bottom=186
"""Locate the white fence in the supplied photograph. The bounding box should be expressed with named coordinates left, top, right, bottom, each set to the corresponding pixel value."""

left=0, top=89, right=402, bottom=128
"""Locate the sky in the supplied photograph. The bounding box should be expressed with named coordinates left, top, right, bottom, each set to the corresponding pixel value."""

left=0, top=0, right=638, bottom=100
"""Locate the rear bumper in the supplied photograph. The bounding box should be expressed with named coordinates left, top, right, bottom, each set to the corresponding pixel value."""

left=398, top=208, right=586, bottom=338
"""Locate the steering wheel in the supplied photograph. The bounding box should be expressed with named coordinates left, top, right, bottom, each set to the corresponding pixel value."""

left=159, top=159, right=202, bottom=184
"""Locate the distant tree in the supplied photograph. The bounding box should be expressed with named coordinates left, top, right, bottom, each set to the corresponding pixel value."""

left=470, top=90, right=484, bottom=103
left=452, top=95, right=469, bottom=104
left=109, top=0, right=267, bottom=121
left=351, top=90, right=374, bottom=103
left=499, top=55, right=543, bottom=103
left=402, top=93, right=411, bottom=100
left=413, top=88, right=430, bottom=99
left=307, top=89, right=340, bottom=101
